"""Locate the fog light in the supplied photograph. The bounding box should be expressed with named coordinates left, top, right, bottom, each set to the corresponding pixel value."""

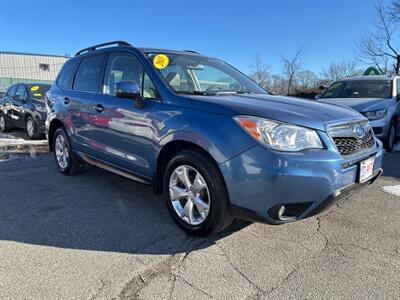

left=278, top=205, right=286, bottom=219
left=268, top=202, right=312, bottom=222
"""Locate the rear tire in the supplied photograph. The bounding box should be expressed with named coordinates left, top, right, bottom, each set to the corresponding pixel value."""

left=0, top=114, right=11, bottom=132
left=53, top=127, right=85, bottom=175
left=384, top=121, right=396, bottom=152
left=164, top=150, right=232, bottom=236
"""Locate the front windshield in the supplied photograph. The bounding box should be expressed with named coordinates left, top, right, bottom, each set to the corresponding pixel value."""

left=147, top=53, right=267, bottom=95
left=322, top=80, right=392, bottom=99
left=26, top=84, right=51, bottom=100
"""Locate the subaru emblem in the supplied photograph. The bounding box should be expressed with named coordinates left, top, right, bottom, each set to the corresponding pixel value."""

left=353, top=125, right=365, bottom=139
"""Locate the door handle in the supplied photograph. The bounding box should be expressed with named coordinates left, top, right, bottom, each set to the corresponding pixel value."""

left=94, top=104, right=104, bottom=113
left=63, top=97, right=70, bottom=105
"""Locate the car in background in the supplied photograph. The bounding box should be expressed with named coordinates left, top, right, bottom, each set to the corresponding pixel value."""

left=0, top=83, right=51, bottom=139
left=46, top=41, right=383, bottom=236
left=317, top=75, right=400, bottom=151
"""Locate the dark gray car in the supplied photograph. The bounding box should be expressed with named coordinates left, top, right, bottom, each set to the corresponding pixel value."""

left=0, top=83, right=51, bottom=139
left=317, top=75, right=400, bottom=151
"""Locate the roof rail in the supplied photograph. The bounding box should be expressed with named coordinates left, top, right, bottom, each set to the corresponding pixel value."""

left=75, top=41, right=132, bottom=56
left=182, top=50, right=199, bottom=54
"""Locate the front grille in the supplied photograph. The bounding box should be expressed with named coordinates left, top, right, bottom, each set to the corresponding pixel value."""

left=333, top=130, right=375, bottom=155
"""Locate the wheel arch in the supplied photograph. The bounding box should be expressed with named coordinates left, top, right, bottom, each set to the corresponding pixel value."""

left=153, top=139, right=226, bottom=195
left=48, top=118, right=65, bottom=151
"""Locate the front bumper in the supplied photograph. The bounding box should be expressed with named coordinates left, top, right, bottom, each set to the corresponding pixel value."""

left=370, top=118, right=389, bottom=138
left=219, top=139, right=383, bottom=224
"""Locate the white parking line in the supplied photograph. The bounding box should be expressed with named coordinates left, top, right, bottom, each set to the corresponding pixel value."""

left=382, top=185, right=400, bottom=197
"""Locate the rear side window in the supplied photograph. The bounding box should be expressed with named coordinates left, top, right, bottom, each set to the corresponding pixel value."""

left=57, top=59, right=80, bottom=90
left=73, top=55, right=104, bottom=92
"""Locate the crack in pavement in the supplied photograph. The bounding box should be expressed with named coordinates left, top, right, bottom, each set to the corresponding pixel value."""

left=117, top=237, right=213, bottom=300
left=214, top=243, right=267, bottom=298
left=264, top=216, right=330, bottom=297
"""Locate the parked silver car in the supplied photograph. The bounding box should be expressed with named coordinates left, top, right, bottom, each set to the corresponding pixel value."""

left=317, top=75, right=400, bottom=151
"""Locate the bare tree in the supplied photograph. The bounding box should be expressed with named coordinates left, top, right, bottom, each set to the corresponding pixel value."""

left=321, top=60, right=359, bottom=83
left=357, top=3, right=400, bottom=74
left=389, top=0, right=400, bottom=23
left=249, top=55, right=271, bottom=89
left=296, top=70, right=318, bottom=90
left=281, top=45, right=306, bottom=95
left=270, top=74, right=286, bottom=95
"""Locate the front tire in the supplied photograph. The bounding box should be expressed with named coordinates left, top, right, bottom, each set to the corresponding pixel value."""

left=384, top=121, right=396, bottom=152
left=53, top=127, right=85, bottom=175
left=164, top=150, right=232, bottom=236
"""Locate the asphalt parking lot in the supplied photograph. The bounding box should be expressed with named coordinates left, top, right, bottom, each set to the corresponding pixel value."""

left=0, top=148, right=400, bottom=299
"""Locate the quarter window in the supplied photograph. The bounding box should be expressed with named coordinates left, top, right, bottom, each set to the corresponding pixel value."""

left=6, top=85, right=17, bottom=97
left=73, top=55, right=104, bottom=92
left=57, top=59, right=80, bottom=90
left=103, top=53, right=157, bottom=99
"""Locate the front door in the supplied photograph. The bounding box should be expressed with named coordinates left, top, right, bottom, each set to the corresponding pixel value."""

left=90, top=52, right=166, bottom=178
left=10, top=84, right=27, bottom=128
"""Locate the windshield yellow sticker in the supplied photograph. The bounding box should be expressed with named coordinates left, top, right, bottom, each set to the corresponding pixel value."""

left=153, top=54, right=169, bottom=69
left=30, top=85, right=40, bottom=91
left=33, top=93, right=42, bottom=97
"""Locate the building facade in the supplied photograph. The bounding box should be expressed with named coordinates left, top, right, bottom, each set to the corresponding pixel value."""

left=0, top=51, right=69, bottom=92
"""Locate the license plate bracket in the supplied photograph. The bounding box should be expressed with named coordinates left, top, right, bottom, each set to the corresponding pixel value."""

left=359, top=157, right=375, bottom=183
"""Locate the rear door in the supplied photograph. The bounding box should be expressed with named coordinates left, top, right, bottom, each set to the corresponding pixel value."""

left=68, top=54, right=106, bottom=155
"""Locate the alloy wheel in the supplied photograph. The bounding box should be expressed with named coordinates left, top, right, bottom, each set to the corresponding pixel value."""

left=55, top=134, right=69, bottom=169
left=169, top=165, right=210, bottom=225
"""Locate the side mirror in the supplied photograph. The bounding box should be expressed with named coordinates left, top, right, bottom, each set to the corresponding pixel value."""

left=319, top=85, right=327, bottom=90
left=315, top=93, right=322, bottom=100
left=115, top=80, right=143, bottom=109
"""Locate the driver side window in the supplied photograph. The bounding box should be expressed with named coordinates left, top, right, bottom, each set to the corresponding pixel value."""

left=103, top=53, right=157, bottom=100
left=323, top=82, right=345, bottom=98
left=14, top=85, right=27, bottom=100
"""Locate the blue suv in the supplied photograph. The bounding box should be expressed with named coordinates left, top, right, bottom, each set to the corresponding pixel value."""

left=317, top=75, right=400, bottom=152
left=46, top=41, right=383, bottom=235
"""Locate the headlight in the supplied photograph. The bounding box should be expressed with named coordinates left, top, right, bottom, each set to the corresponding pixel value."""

left=35, top=105, right=46, bottom=112
left=362, top=109, right=387, bottom=120
left=234, top=116, right=323, bottom=151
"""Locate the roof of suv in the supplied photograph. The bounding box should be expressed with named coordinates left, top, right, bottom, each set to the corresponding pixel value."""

left=341, top=75, right=399, bottom=81
left=73, top=41, right=202, bottom=58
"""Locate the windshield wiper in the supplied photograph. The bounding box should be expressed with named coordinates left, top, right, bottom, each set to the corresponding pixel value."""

left=175, top=90, right=208, bottom=96
left=175, top=90, right=256, bottom=96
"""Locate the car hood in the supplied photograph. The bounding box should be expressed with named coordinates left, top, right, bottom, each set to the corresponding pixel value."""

left=319, top=97, right=392, bottom=112
left=189, top=94, right=364, bottom=131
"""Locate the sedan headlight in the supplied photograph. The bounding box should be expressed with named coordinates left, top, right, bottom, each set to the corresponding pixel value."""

left=234, top=116, right=323, bottom=151
left=35, top=104, right=46, bottom=112
left=362, top=109, right=387, bottom=120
